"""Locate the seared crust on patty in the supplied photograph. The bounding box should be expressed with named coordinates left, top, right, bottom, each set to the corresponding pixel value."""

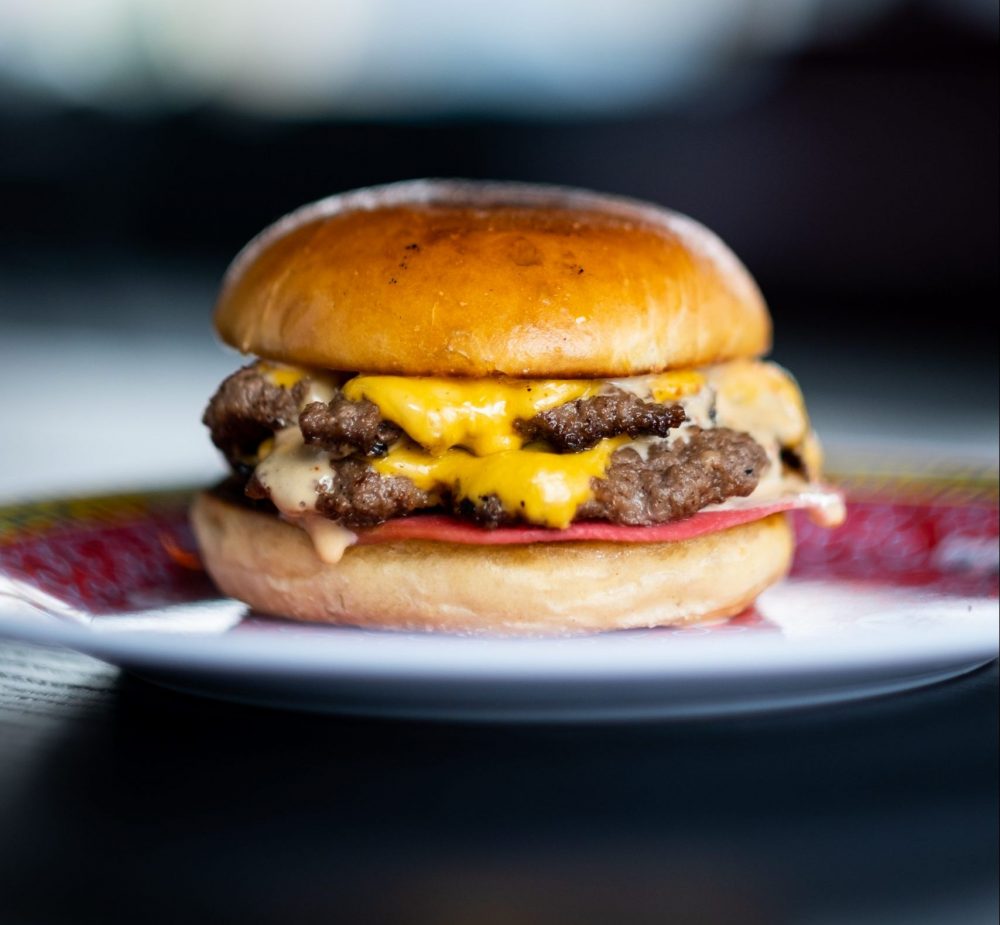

left=299, top=396, right=402, bottom=458
left=581, top=428, right=767, bottom=525
left=246, top=456, right=436, bottom=527
left=244, top=427, right=767, bottom=529
left=205, top=363, right=693, bottom=462
left=516, top=389, right=686, bottom=451
left=313, top=459, right=436, bottom=527
left=205, top=363, right=768, bottom=529
left=203, top=365, right=305, bottom=464
left=464, top=428, right=767, bottom=528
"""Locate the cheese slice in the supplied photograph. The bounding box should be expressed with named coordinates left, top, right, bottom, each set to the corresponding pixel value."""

left=372, top=437, right=628, bottom=529
left=342, top=375, right=601, bottom=456
left=648, top=370, right=706, bottom=402
left=258, top=361, right=308, bottom=390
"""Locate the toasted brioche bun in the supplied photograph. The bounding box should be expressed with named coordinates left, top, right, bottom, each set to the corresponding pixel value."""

left=214, top=179, right=770, bottom=377
left=191, top=491, right=792, bottom=636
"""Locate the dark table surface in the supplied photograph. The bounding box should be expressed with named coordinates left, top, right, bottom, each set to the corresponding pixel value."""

left=0, top=640, right=996, bottom=925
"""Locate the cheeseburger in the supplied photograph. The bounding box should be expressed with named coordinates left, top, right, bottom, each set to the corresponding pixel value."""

left=192, top=180, right=844, bottom=634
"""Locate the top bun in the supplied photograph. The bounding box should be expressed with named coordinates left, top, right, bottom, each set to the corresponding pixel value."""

left=214, top=180, right=770, bottom=377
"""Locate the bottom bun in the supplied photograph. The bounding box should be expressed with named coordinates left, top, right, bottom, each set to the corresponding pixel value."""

left=191, top=492, right=793, bottom=636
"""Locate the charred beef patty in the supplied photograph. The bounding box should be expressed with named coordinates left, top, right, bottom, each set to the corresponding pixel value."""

left=463, top=428, right=766, bottom=528
left=206, top=366, right=690, bottom=463
left=203, top=365, right=305, bottom=465
left=246, top=458, right=435, bottom=527
left=246, top=427, right=766, bottom=528
left=515, top=389, right=686, bottom=451
left=207, top=367, right=768, bottom=528
left=300, top=397, right=403, bottom=459
left=298, top=386, right=686, bottom=457
left=579, top=428, right=767, bottom=526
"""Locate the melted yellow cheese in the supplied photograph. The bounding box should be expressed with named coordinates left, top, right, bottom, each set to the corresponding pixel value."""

left=258, top=361, right=308, bottom=390
left=372, top=437, right=627, bottom=529
left=246, top=362, right=821, bottom=532
left=258, top=362, right=344, bottom=406
left=342, top=375, right=601, bottom=456
left=648, top=370, right=705, bottom=402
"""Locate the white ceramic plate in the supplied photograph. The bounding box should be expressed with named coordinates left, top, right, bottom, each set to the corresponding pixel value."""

left=0, top=578, right=996, bottom=721
left=0, top=488, right=996, bottom=721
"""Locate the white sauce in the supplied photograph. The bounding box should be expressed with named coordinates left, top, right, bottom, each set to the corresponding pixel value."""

left=605, top=375, right=654, bottom=398
left=676, top=386, right=716, bottom=430
left=298, top=515, right=358, bottom=564
left=252, top=368, right=342, bottom=517
left=258, top=425, right=360, bottom=564
left=255, top=426, right=332, bottom=515
left=700, top=478, right=845, bottom=526
left=300, top=374, right=338, bottom=406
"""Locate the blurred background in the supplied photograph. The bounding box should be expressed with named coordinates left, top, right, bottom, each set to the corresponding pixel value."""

left=0, top=0, right=996, bottom=499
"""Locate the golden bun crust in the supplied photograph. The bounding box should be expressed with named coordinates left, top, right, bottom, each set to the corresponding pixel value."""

left=215, top=180, right=771, bottom=377
left=191, top=492, right=793, bottom=636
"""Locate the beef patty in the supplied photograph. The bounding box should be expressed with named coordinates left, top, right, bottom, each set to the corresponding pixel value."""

left=207, top=365, right=768, bottom=528
left=203, top=365, right=305, bottom=465
left=205, top=365, right=689, bottom=463
left=579, top=428, right=768, bottom=526
left=299, top=397, right=403, bottom=459
left=515, top=389, right=686, bottom=451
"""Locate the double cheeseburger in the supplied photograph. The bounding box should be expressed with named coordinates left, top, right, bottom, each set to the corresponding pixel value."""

left=192, top=180, right=843, bottom=634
